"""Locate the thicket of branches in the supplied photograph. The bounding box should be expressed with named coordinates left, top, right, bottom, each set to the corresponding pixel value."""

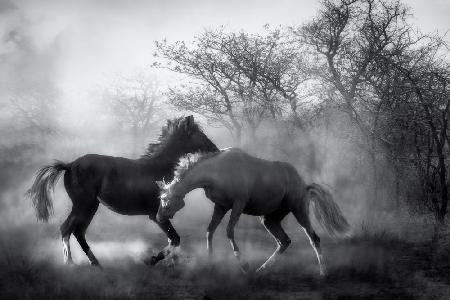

left=154, top=0, right=450, bottom=223
left=104, top=73, right=166, bottom=156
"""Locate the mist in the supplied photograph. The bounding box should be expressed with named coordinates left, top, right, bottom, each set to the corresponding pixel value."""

left=1, top=1, right=450, bottom=299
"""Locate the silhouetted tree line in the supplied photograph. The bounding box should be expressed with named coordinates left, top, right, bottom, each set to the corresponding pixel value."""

left=154, top=0, right=450, bottom=223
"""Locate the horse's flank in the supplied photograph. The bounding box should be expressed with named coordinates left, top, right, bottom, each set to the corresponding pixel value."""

left=26, top=115, right=219, bottom=267
left=157, top=147, right=349, bottom=275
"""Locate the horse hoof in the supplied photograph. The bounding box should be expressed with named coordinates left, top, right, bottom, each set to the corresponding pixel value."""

left=319, top=266, right=327, bottom=277
left=241, top=262, right=250, bottom=274
left=144, top=256, right=159, bottom=266
left=91, top=261, right=103, bottom=270
left=255, top=265, right=265, bottom=273
left=64, top=259, right=75, bottom=266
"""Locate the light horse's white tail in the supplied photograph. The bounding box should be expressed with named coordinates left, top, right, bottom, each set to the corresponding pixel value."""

left=307, top=183, right=350, bottom=237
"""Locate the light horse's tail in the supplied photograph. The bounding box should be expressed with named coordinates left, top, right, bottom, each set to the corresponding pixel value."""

left=307, top=183, right=350, bottom=237
left=26, top=161, right=70, bottom=222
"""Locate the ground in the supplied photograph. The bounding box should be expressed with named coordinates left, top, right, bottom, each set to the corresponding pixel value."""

left=1, top=216, right=450, bottom=300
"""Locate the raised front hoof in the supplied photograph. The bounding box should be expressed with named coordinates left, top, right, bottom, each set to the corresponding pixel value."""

left=90, top=261, right=103, bottom=270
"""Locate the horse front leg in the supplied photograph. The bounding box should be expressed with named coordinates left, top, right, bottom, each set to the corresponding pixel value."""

left=147, top=216, right=181, bottom=266
left=227, top=200, right=249, bottom=273
left=206, top=204, right=227, bottom=258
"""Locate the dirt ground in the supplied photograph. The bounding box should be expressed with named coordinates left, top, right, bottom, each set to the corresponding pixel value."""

left=1, top=218, right=450, bottom=300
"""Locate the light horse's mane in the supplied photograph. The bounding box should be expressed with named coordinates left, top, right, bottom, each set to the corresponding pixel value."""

left=140, top=117, right=204, bottom=159
left=171, top=151, right=219, bottom=183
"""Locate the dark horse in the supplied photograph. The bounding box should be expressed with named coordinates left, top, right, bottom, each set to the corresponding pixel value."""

left=26, top=116, right=219, bottom=267
left=156, top=148, right=350, bottom=275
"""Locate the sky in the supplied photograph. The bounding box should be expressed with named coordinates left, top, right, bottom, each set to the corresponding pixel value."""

left=0, top=0, right=449, bottom=127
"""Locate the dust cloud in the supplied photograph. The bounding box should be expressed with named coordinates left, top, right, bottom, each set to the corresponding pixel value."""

left=1, top=2, right=441, bottom=299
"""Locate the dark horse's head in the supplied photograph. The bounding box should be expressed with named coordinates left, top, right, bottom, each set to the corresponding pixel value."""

left=142, top=115, right=219, bottom=159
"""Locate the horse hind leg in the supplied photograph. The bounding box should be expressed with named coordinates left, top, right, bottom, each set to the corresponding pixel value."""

left=60, top=213, right=76, bottom=264
left=292, top=208, right=326, bottom=276
left=72, top=202, right=101, bottom=268
left=206, top=204, right=227, bottom=258
left=256, top=211, right=291, bottom=273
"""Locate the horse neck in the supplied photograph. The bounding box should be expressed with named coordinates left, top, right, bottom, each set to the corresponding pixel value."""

left=141, top=139, right=188, bottom=168
left=140, top=135, right=218, bottom=179
left=172, top=165, right=206, bottom=198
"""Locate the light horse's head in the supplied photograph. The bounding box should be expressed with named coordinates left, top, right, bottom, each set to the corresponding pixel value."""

left=156, top=179, right=185, bottom=222
left=156, top=152, right=207, bottom=222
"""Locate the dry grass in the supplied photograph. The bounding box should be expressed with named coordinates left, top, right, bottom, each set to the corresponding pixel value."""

left=1, top=221, right=450, bottom=299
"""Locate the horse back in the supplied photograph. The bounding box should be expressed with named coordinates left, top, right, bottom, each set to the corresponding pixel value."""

left=65, top=154, right=160, bottom=215
left=204, top=150, right=303, bottom=214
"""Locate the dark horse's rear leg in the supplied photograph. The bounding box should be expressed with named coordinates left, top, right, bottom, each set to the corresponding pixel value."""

left=74, top=202, right=101, bottom=267
left=61, top=171, right=101, bottom=267
left=256, top=206, right=291, bottom=273
left=60, top=202, right=100, bottom=267
left=146, top=215, right=181, bottom=266
left=60, top=214, right=75, bottom=264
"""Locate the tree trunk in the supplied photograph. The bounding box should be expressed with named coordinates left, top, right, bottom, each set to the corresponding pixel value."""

left=132, top=124, right=138, bottom=157
left=394, top=162, right=401, bottom=210
left=437, top=150, right=448, bottom=223
left=369, top=148, right=379, bottom=210
left=234, top=127, right=242, bottom=146
left=249, top=126, right=257, bottom=144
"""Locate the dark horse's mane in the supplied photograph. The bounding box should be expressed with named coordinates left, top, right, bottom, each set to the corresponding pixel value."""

left=140, top=117, right=204, bottom=159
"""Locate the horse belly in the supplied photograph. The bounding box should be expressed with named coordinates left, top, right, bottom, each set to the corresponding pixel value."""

left=98, top=182, right=158, bottom=215
left=204, top=187, right=233, bottom=209
left=244, top=195, right=284, bottom=216
left=97, top=195, right=153, bottom=215
left=244, top=180, right=286, bottom=215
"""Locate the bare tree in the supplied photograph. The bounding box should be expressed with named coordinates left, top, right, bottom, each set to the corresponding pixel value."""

left=154, top=27, right=313, bottom=142
left=6, top=83, right=59, bottom=145
left=154, top=32, right=245, bottom=142
left=297, top=0, right=413, bottom=206
left=106, top=73, right=164, bottom=155
left=388, top=39, right=450, bottom=222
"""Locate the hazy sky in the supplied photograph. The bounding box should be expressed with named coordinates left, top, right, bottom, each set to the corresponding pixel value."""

left=1, top=0, right=449, bottom=125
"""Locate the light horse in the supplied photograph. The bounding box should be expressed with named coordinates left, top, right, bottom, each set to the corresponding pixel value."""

left=26, top=116, right=219, bottom=267
left=156, top=148, right=350, bottom=275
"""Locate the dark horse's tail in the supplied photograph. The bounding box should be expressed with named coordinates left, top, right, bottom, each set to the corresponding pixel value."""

left=307, top=183, right=350, bottom=237
left=26, top=161, right=71, bottom=222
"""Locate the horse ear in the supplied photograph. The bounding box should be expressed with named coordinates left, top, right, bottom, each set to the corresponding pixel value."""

left=156, top=181, right=165, bottom=190
left=184, top=115, right=194, bottom=135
